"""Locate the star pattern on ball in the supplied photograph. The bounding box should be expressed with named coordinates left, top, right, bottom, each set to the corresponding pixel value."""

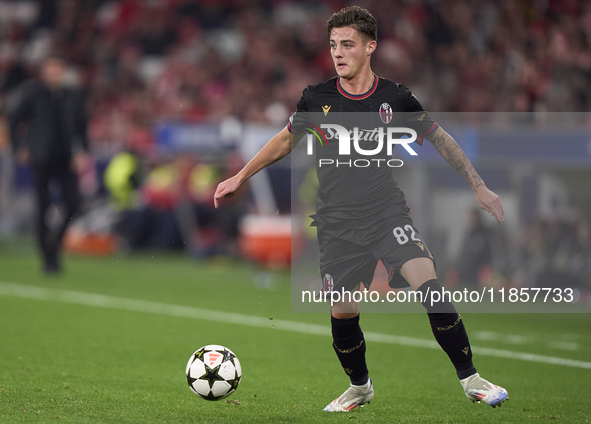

left=194, top=349, right=206, bottom=362
left=186, top=351, right=206, bottom=388
left=201, top=364, right=225, bottom=388
left=186, top=346, right=241, bottom=401
left=228, top=370, right=241, bottom=391
left=222, top=348, right=237, bottom=367
left=186, top=373, right=198, bottom=387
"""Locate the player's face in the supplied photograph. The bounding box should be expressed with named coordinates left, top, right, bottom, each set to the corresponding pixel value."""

left=329, top=27, right=375, bottom=80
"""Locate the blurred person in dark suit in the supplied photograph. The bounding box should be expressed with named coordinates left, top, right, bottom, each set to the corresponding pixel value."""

left=8, top=56, right=89, bottom=274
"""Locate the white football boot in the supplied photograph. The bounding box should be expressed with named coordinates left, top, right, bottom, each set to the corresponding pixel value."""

left=460, top=373, right=508, bottom=408
left=323, top=379, right=374, bottom=412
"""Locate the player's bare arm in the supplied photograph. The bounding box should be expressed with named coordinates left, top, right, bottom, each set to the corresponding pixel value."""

left=214, top=126, right=301, bottom=208
left=426, top=126, right=504, bottom=223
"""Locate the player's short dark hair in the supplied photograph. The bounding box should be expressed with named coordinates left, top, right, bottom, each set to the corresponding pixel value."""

left=327, top=6, right=377, bottom=41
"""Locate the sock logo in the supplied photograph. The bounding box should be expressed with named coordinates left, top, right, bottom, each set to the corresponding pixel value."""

left=344, top=368, right=353, bottom=375
left=462, top=346, right=470, bottom=355
left=334, top=340, right=364, bottom=354
left=436, top=315, right=462, bottom=331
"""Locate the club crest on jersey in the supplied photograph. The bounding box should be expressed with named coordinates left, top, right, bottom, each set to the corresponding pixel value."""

left=379, top=102, right=393, bottom=124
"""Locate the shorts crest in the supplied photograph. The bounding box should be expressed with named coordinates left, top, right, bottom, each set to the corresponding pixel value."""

left=323, top=273, right=334, bottom=292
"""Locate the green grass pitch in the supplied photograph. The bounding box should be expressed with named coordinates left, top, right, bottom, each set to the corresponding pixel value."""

left=0, top=240, right=590, bottom=423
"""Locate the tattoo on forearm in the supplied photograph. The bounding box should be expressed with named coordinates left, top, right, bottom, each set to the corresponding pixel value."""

left=426, top=127, right=484, bottom=190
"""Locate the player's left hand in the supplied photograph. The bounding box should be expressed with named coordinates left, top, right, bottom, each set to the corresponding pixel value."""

left=474, top=185, right=504, bottom=223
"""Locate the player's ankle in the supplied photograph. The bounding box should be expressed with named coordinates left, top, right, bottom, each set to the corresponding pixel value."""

left=457, top=367, right=477, bottom=380
left=351, top=375, right=369, bottom=386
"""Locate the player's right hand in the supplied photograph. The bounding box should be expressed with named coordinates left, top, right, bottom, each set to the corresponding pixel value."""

left=214, top=175, right=242, bottom=209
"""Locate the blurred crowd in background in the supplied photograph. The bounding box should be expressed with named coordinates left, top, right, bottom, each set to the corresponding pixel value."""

left=1, top=0, right=590, bottom=154
left=0, top=0, right=590, bottom=290
left=451, top=209, right=591, bottom=290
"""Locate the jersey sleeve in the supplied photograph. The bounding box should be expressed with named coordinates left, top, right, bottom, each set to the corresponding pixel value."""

left=287, top=86, right=309, bottom=135
left=403, top=86, right=438, bottom=146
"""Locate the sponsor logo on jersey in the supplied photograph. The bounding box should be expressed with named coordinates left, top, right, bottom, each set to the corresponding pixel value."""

left=322, top=105, right=331, bottom=116
left=379, top=102, right=393, bottom=124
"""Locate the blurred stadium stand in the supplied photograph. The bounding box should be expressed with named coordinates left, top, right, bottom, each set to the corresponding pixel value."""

left=0, top=0, right=590, bottom=289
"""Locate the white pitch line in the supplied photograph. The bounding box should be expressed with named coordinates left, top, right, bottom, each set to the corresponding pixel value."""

left=1, top=281, right=590, bottom=370
left=474, top=330, right=581, bottom=352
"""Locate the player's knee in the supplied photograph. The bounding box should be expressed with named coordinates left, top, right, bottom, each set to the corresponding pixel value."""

left=331, top=299, right=360, bottom=318
left=331, top=311, right=359, bottom=320
left=416, top=279, right=457, bottom=314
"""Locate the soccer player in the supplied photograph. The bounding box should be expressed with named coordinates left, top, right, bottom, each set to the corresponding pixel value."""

left=214, top=6, right=508, bottom=411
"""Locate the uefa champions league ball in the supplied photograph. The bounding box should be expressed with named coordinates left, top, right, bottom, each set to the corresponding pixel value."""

left=185, top=345, right=242, bottom=401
